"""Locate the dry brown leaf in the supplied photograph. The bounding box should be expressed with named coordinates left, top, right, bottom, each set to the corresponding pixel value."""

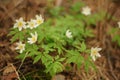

left=1, top=63, right=19, bottom=80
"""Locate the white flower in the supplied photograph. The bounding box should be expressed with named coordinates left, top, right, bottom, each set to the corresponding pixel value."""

left=28, top=32, right=38, bottom=44
left=117, top=21, right=120, bottom=28
left=35, top=14, right=44, bottom=26
left=81, top=6, right=91, bottom=16
left=14, top=17, right=26, bottom=31
left=27, top=19, right=37, bottom=29
left=90, top=47, right=102, bottom=61
left=15, top=41, right=25, bottom=53
left=66, top=29, right=72, bottom=38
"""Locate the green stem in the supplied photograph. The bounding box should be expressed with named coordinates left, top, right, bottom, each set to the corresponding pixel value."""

left=18, top=52, right=28, bottom=71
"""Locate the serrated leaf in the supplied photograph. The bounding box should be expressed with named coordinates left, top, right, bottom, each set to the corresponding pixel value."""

left=45, top=60, right=53, bottom=67
left=8, top=28, right=19, bottom=36
left=57, top=58, right=65, bottom=62
left=41, top=55, right=47, bottom=64
left=16, top=53, right=26, bottom=59
left=27, top=51, right=41, bottom=57
left=67, top=56, right=77, bottom=63
left=45, top=62, right=53, bottom=73
left=32, top=44, right=39, bottom=50
left=84, top=29, right=94, bottom=37
left=76, top=55, right=84, bottom=67
left=84, top=60, right=89, bottom=73
left=27, top=52, right=35, bottom=57
left=79, top=42, right=86, bottom=52
left=11, top=33, right=19, bottom=43
left=19, top=32, right=24, bottom=41
left=55, top=55, right=59, bottom=60
left=33, top=54, right=42, bottom=63
left=44, top=53, right=53, bottom=61
left=11, top=32, right=24, bottom=43
left=8, top=31, right=16, bottom=36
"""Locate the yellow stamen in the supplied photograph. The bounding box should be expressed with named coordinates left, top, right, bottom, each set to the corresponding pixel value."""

left=18, top=22, right=23, bottom=27
left=19, top=45, right=23, bottom=49
left=92, top=50, right=97, bottom=55
left=32, top=37, right=36, bottom=42
left=37, top=20, right=42, bottom=24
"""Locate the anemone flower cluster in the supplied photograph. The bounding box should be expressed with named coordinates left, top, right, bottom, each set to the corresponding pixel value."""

left=14, top=15, right=44, bottom=31
left=14, top=11, right=102, bottom=62
left=14, top=14, right=43, bottom=53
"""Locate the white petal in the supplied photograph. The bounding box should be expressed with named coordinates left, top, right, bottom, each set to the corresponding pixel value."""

left=20, top=49, right=23, bottom=53
left=15, top=47, right=19, bottom=50
left=96, top=53, right=101, bottom=57
left=18, top=27, right=22, bottom=31
left=118, top=22, right=120, bottom=28
left=19, top=41, right=22, bottom=44
left=27, top=40, right=30, bottom=43
left=27, top=41, right=31, bottom=44
left=36, top=15, right=39, bottom=18
left=28, top=40, right=32, bottom=44
left=23, top=25, right=26, bottom=29
left=97, top=48, right=102, bottom=51
left=91, top=47, right=94, bottom=50
left=30, top=33, right=34, bottom=37
left=35, top=32, right=38, bottom=37
left=28, top=38, right=31, bottom=40
left=92, top=56, right=96, bottom=61
left=13, top=23, right=17, bottom=28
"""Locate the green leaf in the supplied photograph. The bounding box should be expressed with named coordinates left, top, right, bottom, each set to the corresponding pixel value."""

left=84, top=57, right=97, bottom=73
left=79, top=42, right=86, bottom=52
left=44, top=53, right=53, bottom=61
left=45, top=60, right=53, bottom=67
left=16, top=53, right=26, bottom=59
left=84, top=29, right=94, bottom=37
left=33, top=54, right=42, bottom=63
left=45, top=61, right=64, bottom=76
left=8, top=28, right=19, bottom=36
left=8, top=31, right=16, bottom=36
left=42, top=44, right=55, bottom=53
left=85, top=60, right=90, bottom=73
left=27, top=52, right=35, bottom=57
left=11, top=33, right=19, bottom=43
left=67, top=56, right=77, bottom=63
left=11, top=31, right=24, bottom=43
left=66, top=50, right=84, bottom=68
left=25, top=44, right=39, bottom=52
left=57, top=58, right=65, bottom=62
left=27, top=51, right=41, bottom=57
left=19, top=32, right=24, bottom=41
left=71, top=2, right=84, bottom=12
left=41, top=55, right=47, bottom=64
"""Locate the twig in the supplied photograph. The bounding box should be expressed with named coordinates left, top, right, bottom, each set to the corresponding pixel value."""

left=18, top=70, right=26, bottom=80
left=11, top=64, right=21, bottom=80
left=18, top=52, right=28, bottom=71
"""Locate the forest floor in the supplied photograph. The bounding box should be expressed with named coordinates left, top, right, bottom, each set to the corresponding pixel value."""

left=0, top=0, right=120, bottom=80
